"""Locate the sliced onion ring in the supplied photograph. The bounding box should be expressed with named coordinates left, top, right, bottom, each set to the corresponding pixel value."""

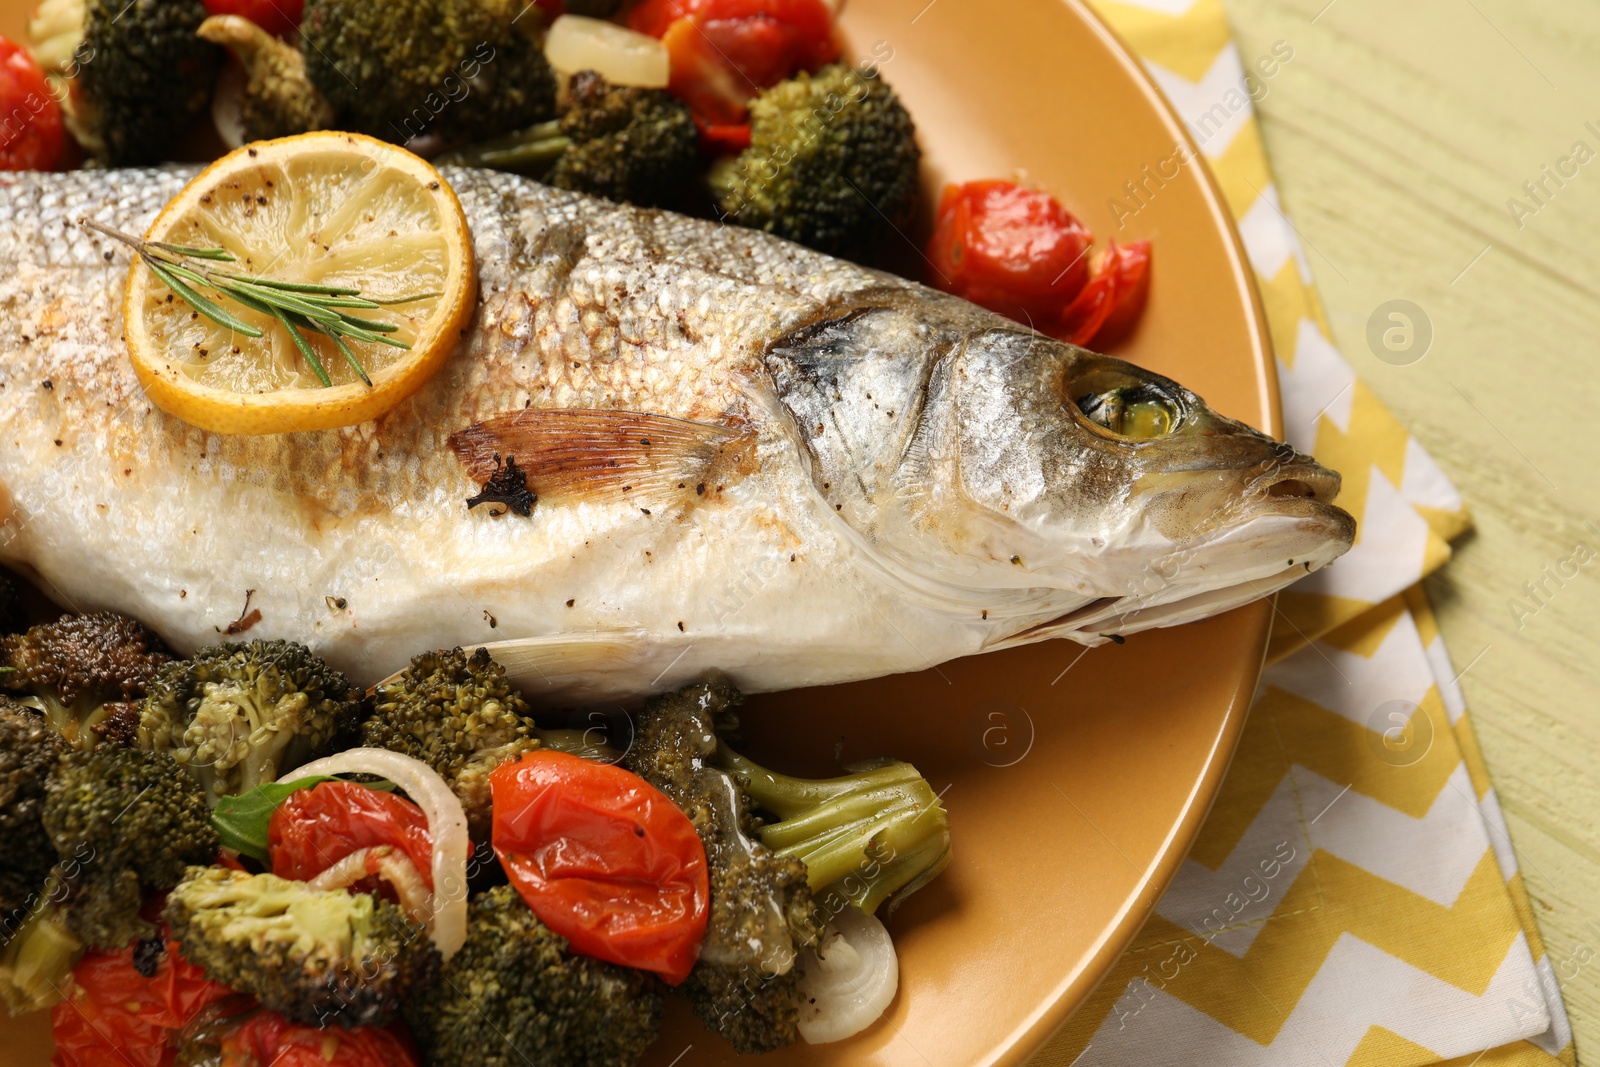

left=545, top=15, right=670, bottom=88
left=796, top=906, right=899, bottom=1043
left=281, top=749, right=469, bottom=961
left=307, top=846, right=433, bottom=927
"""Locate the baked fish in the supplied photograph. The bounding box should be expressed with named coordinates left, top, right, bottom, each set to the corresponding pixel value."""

left=0, top=166, right=1353, bottom=701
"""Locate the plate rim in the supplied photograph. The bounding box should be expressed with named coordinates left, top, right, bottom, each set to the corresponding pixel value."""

left=990, top=2, right=1282, bottom=1062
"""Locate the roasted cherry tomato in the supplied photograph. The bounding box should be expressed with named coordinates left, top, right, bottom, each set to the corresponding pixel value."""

left=52, top=940, right=235, bottom=1067
left=491, top=751, right=709, bottom=984
left=201, top=0, right=303, bottom=37
left=268, top=781, right=434, bottom=891
left=1054, top=239, right=1153, bottom=348
left=202, top=1010, right=419, bottom=1067
left=928, top=180, right=1094, bottom=326
left=0, top=36, right=63, bottom=171
left=630, top=0, right=839, bottom=127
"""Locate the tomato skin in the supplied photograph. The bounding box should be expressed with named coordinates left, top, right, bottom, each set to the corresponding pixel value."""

left=268, top=781, right=434, bottom=892
left=1059, top=239, right=1151, bottom=348
left=491, top=751, right=709, bottom=984
left=928, top=180, right=1154, bottom=349
left=207, top=1011, right=419, bottom=1067
left=0, top=36, right=63, bottom=171
left=928, top=181, right=1094, bottom=326
left=201, top=0, right=303, bottom=37
left=631, top=0, right=839, bottom=128
left=51, top=941, right=235, bottom=1067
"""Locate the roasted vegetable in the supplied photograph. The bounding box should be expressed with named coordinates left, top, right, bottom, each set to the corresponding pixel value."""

left=41, top=746, right=218, bottom=949
left=138, top=639, right=360, bottom=805
left=0, top=700, right=82, bottom=1015
left=0, top=699, right=64, bottom=925
left=165, top=866, right=437, bottom=1028
left=34, top=0, right=222, bottom=163
left=403, top=884, right=662, bottom=1067
left=626, top=678, right=948, bottom=1052
left=362, top=645, right=610, bottom=839
left=439, top=69, right=697, bottom=205
left=710, top=62, right=921, bottom=258
left=0, top=876, right=81, bottom=1016
left=197, top=14, right=335, bottom=142
left=300, top=0, right=557, bottom=143
left=625, top=678, right=814, bottom=1053
left=0, top=611, right=171, bottom=750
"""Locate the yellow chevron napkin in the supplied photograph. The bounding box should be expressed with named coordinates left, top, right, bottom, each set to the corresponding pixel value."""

left=1030, top=2, right=1576, bottom=1064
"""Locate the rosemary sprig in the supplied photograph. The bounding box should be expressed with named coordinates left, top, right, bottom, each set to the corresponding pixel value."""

left=83, top=219, right=442, bottom=389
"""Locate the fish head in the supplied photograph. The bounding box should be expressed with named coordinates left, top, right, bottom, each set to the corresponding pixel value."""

left=765, top=293, right=1355, bottom=641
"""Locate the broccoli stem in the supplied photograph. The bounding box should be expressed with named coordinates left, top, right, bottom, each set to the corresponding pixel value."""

left=436, top=120, right=571, bottom=176
left=1, top=879, right=84, bottom=1015
left=717, top=749, right=951, bottom=916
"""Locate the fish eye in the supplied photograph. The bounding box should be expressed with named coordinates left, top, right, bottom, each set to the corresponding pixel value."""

left=1075, top=386, right=1176, bottom=439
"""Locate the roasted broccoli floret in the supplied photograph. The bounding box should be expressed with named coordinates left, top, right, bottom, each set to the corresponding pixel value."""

left=0, top=611, right=172, bottom=751
left=362, top=646, right=614, bottom=839
left=404, top=884, right=662, bottom=1067
left=300, top=0, right=557, bottom=143
left=41, top=746, right=218, bottom=949
left=0, top=700, right=65, bottom=925
left=34, top=0, right=222, bottom=163
left=165, top=867, right=437, bottom=1029
left=198, top=14, right=336, bottom=142
left=439, top=70, right=698, bottom=206
left=721, top=744, right=952, bottom=917
left=0, top=876, right=82, bottom=1016
left=361, top=646, right=540, bottom=840
left=0, top=701, right=81, bottom=1015
left=626, top=678, right=950, bottom=1053
left=710, top=62, right=921, bottom=258
left=138, top=639, right=360, bottom=805
left=626, top=678, right=814, bottom=1053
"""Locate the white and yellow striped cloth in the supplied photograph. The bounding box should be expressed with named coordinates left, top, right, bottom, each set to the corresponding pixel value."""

left=1034, top=2, right=1576, bottom=1064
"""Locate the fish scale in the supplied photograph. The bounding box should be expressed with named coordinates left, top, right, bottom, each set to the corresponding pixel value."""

left=0, top=166, right=1353, bottom=702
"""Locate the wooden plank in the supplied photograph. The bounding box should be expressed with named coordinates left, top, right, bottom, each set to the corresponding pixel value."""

left=1222, top=0, right=1600, bottom=1054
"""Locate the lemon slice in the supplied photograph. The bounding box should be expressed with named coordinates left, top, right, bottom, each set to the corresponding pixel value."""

left=123, top=132, right=476, bottom=435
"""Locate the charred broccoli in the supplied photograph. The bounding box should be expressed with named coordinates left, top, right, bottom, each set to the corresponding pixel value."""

left=403, top=884, right=662, bottom=1067
left=300, top=0, right=557, bottom=143
left=0, top=611, right=172, bottom=751
left=165, top=867, right=437, bottom=1028
left=439, top=70, right=698, bottom=206
left=138, top=639, right=360, bottom=805
left=198, top=14, right=336, bottom=142
left=0, top=700, right=64, bottom=924
left=41, top=746, right=218, bottom=949
left=710, top=62, right=921, bottom=258
left=362, top=645, right=611, bottom=839
left=626, top=678, right=814, bottom=1053
left=33, top=0, right=222, bottom=163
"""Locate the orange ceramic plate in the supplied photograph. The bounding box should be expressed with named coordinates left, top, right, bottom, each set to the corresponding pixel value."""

left=0, top=0, right=1276, bottom=1064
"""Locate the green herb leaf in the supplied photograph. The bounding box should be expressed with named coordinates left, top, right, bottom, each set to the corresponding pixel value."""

left=211, top=775, right=396, bottom=863
left=271, top=306, right=333, bottom=388
left=144, top=258, right=264, bottom=338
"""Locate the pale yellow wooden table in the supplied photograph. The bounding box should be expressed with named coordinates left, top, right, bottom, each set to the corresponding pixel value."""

left=1211, top=0, right=1600, bottom=1058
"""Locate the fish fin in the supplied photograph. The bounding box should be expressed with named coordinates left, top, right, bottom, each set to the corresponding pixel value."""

left=449, top=409, right=753, bottom=506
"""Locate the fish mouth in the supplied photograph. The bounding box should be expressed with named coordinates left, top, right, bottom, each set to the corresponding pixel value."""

left=992, top=457, right=1355, bottom=649
left=1239, top=458, right=1354, bottom=539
